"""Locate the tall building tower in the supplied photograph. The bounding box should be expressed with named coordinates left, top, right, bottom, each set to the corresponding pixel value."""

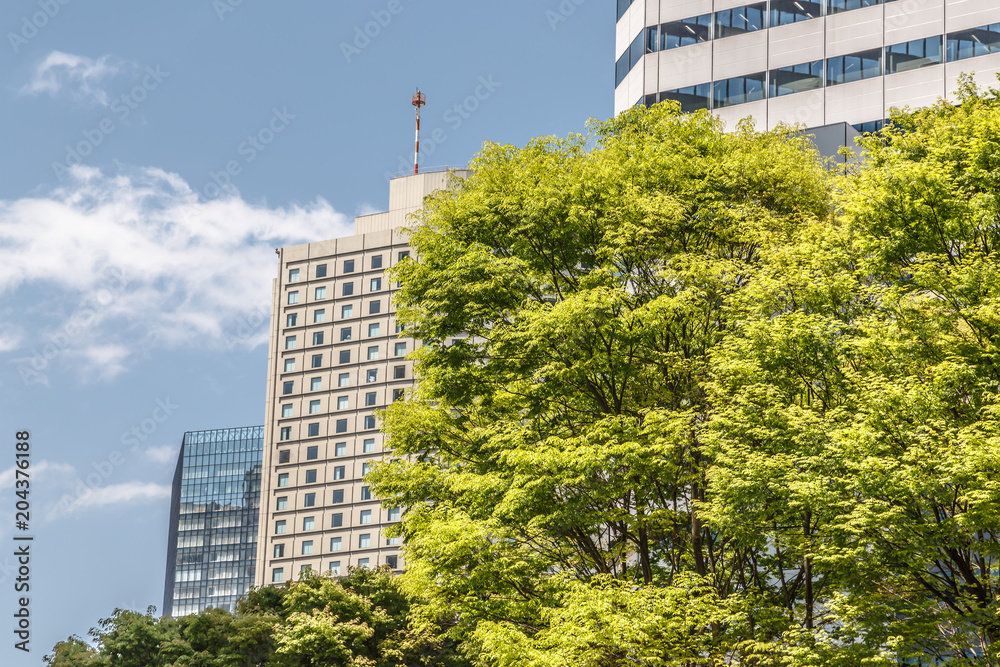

left=615, top=1, right=1000, bottom=130
left=255, top=169, right=468, bottom=587
left=162, top=426, right=263, bottom=617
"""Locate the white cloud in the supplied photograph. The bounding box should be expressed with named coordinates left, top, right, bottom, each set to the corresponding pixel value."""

left=0, top=460, right=75, bottom=491
left=19, top=51, right=129, bottom=106
left=46, top=480, right=172, bottom=520
left=0, top=164, right=353, bottom=381
left=145, top=444, right=179, bottom=465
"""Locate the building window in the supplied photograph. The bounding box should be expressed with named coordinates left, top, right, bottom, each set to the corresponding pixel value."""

left=307, top=423, right=319, bottom=437
left=367, top=346, right=379, bottom=361
left=316, top=264, right=327, bottom=278
left=361, top=486, right=371, bottom=500
left=273, top=543, right=285, bottom=558
left=302, top=540, right=313, bottom=555
left=368, top=323, right=380, bottom=337
left=769, top=60, right=823, bottom=98
left=288, top=268, right=300, bottom=283
left=279, top=450, right=290, bottom=464
left=278, top=473, right=289, bottom=487
left=309, top=399, right=321, bottom=414
left=315, top=286, right=327, bottom=300
left=305, top=469, right=317, bottom=484
left=332, top=513, right=343, bottom=527
left=386, top=555, right=398, bottom=569
left=338, top=373, right=350, bottom=387
left=828, top=0, right=882, bottom=13
left=715, top=3, right=766, bottom=39
left=617, top=0, right=634, bottom=21
left=770, top=0, right=820, bottom=26
left=339, top=350, right=351, bottom=364
left=311, top=377, right=322, bottom=391
left=335, top=419, right=347, bottom=433
left=303, top=516, right=315, bottom=531
left=285, top=336, right=297, bottom=350
left=371, top=255, right=383, bottom=269
left=358, top=558, right=370, bottom=568
left=360, top=509, right=372, bottom=524
left=312, top=354, right=324, bottom=368
left=363, top=438, right=375, bottom=453
left=329, top=561, right=341, bottom=575
left=359, top=534, right=371, bottom=549
left=886, top=36, right=942, bottom=74
left=275, top=520, right=286, bottom=534
left=272, top=568, right=284, bottom=582
left=288, top=291, right=299, bottom=305
left=330, top=537, right=342, bottom=551
left=283, top=381, right=294, bottom=395
left=342, top=283, right=355, bottom=298
left=395, top=322, right=406, bottom=333
left=370, top=277, right=382, bottom=292
left=393, top=365, right=405, bottom=379
left=280, top=427, right=291, bottom=441
left=947, top=23, right=1000, bottom=62
left=312, top=332, right=324, bottom=346
left=286, top=313, right=298, bottom=327
left=276, top=496, right=288, bottom=510
left=300, top=564, right=312, bottom=574
left=332, top=489, right=345, bottom=503
left=392, top=388, right=404, bottom=402
left=314, top=309, right=326, bottom=323
left=713, top=73, right=766, bottom=108
left=394, top=342, right=407, bottom=356
left=284, top=358, right=296, bottom=372
left=337, top=396, right=349, bottom=410
left=397, top=251, right=410, bottom=261
left=365, top=392, right=377, bottom=407
left=366, top=369, right=378, bottom=383
left=362, top=462, right=373, bottom=475
left=303, top=493, right=316, bottom=507
left=281, top=404, right=293, bottom=418
left=827, top=48, right=882, bottom=85
left=387, top=536, right=401, bottom=546
left=306, top=445, right=318, bottom=460
left=388, top=507, right=401, bottom=521
left=341, top=304, right=353, bottom=319
left=335, top=442, right=347, bottom=456
left=655, top=14, right=711, bottom=51
left=333, top=466, right=346, bottom=480
left=344, top=259, right=355, bottom=273
left=340, top=327, right=352, bottom=341
left=363, top=416, right=376, bottom=430
left=369, top=300, right=381, bottom=315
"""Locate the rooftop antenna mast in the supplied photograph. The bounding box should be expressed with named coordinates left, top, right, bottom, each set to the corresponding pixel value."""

left=412, top=89, right=426, bottom=175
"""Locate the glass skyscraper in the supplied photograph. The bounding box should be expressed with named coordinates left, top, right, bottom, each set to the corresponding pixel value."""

left=162, top=426, right=263, bottom=617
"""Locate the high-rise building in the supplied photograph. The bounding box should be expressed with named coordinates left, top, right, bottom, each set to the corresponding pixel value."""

left=255, top=170, right=468, bottom=587
left=162, top=426, right=263, bottom=617
left=615, top=0, right=1000, bottom=131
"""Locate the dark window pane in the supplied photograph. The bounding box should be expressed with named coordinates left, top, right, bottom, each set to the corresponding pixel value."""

left=886, top=36, right=942, bottom=73
left=947, top=23, right=1000, bottom=62
left=828, top=0, right=881, bottom=13
left=771, top=0, right=821, bottom=26
left=659, top=83, right=712, bottom=113
left=715, top=3, right=766, bottom=39
left=713, top=73, right=766, bottom=108
left=659, top=14, right=711, bottom=51
left=769, top=60, right=823, bottom=97
left=827, top=48, right=882, bottom=85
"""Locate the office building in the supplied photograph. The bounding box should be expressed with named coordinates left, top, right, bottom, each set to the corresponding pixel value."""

left=615, top=0, right=1000, bottom=131
left=162, top=426, right=263, bottom=617
left=255, top=170, right=468, bottom=587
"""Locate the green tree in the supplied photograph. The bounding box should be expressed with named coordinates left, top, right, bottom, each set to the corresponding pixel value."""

left=368, top=101, right=836, bottom=664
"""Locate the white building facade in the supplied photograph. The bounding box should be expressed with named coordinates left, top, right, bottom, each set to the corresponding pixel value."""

left=255, top=170, right=466, bottom=587
left=615, top=0, right=1000, bottom=131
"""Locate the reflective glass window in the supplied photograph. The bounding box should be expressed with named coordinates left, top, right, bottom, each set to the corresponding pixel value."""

left=713, top=72, right=766, bottom=108
left=715, top=3, right=766, bottom=38
left=771, top=0, right=821, bottom=26
left=827, top=48, right=882, bottom=85
left=769, top=60, right=823, bottom=97
left=886, top=36, right=942, bottom=74
left=947, top=24, right=1000, bottom=62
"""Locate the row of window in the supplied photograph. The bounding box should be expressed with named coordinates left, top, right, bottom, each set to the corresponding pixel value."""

left=278, top=438, right=378, bottom=465
left=273, top=496, right=399, bottom=521
left=287, top=251, right=408, bottom=284
left=278, top=414, right=379, bottom=436
left=287, top=291, right=389, bottom=312
left=275, top=505, right=385, bottom=533
left=274, top=531, right=394, bottom=558
left=276, top=463, right=376, bottom=488
left=280, top=345, right=409, bottom=374
left=280, top=390, right=404, bottom=416
left=271, top=555, right=398, bottom=583
left=284, top=332, right=408, bottom=354
left=645, top=26, right=1000, bottom=111
left=281, top=366, right=407, bottom=397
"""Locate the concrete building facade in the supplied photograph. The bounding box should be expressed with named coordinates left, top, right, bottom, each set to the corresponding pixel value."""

left=162, top=426, right=263, bottom=617
left=255, top=170, right=467, bottom=587
left=615, top=0, right=1000, bottom=130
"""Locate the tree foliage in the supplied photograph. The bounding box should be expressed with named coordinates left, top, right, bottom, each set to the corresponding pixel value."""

left=370, top=85, right=1000, bottom=664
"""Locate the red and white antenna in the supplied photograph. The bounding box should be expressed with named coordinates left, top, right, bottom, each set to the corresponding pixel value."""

left=412, top=89, right=426, bottom=175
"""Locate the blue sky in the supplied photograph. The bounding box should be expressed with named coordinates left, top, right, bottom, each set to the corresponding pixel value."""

left=0, top=0, right=612, bottom=662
